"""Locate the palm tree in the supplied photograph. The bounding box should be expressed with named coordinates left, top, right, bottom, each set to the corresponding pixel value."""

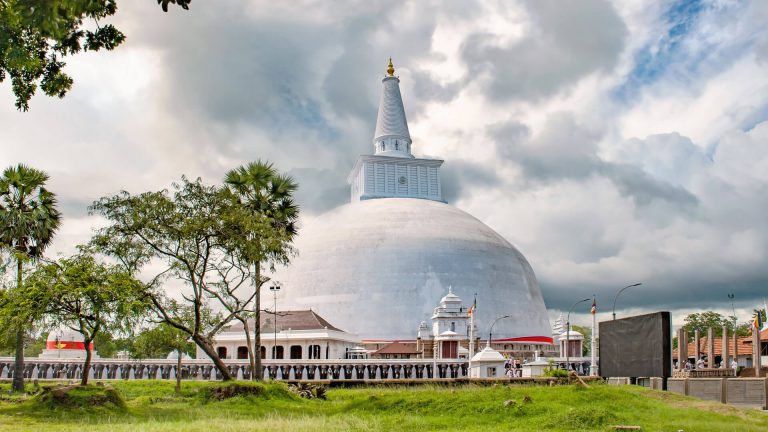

left=0, top=164, right=61, bottom=392
left=225, top=161, right=298, bottom=380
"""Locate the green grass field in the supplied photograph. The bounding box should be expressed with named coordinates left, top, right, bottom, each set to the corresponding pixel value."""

left=0, top=380, right=766, bottom=431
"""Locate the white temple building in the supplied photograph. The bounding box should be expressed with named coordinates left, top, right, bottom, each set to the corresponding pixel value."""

left=206, top=310, right=359, bottom=360
left=274, top=60, right=553, bottom=345
left=550, top=312, right=585, bottom=358
left=430, top=288, right=472, bottom=359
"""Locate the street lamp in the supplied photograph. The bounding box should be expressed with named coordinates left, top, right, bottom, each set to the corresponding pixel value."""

left=488, top=315, right=510, bottom=348
left=270, top=283, right=281, bottom=360
left=728, top=293, right=737, bottom=324
left=566, top=298, right=591, bottom=373
left=612, top=283, right=642, bottom=320
left=728, top=293, right=737, bottom=367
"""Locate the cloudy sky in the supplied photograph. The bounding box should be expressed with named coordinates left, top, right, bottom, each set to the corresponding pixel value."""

left=2, top=0, right=767, bottom=328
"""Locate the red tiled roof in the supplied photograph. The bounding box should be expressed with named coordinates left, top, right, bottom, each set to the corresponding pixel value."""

left=372, top=341, right=421, bottom=355
left=678, top=336, right=753, bottom=358
left=225, top=310, right=344, bottom=333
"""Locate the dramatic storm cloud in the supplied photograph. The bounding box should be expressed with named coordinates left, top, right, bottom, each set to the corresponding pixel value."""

left=2, top=0, right=768, bottom=328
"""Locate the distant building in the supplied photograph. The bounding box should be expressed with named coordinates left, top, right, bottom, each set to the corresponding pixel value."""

left=370, top=342, right=421, bottom=359
left=676, top=331, right=768, bottom=367
left=206, top=310, right=359, bottom=360
left=362, top=289, right=556, bottom=360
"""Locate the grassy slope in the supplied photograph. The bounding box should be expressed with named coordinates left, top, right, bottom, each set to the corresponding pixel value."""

left=0, top=381, right=766, bottom=432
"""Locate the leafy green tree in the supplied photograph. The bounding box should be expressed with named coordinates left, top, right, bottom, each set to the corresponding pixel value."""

left=0, top=163, right=61, bottom=392
left=90, top=330, right=133, bottom=358
left=131, top=322, right=194, bottom=394
left=91, top=331, right=118, bottom=358
left=0, top=288, right=47, bottom=356
left=0, top=251, right=15, bottom=354
left=25, top=253, right=148, bottom=385
left=682, top=311, right=751, bottom=337
left=224, top=161, right=299, bottom=380
left=131, top=323, right=194, bottom=359
left=0, top=0, right=190, bottom=111
left=90, top=176, right=274, bottom=381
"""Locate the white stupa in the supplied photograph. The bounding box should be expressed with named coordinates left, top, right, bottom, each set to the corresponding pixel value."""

left=275, top=59, right=552, bottom=342
left=39, top=329, right=98, bottom=359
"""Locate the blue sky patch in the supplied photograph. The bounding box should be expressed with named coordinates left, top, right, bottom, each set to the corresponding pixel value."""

left=613, top=0, right=707, bottom=102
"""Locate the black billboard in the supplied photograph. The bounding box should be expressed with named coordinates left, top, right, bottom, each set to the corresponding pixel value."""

left=599, top=311, right=671, bottom=378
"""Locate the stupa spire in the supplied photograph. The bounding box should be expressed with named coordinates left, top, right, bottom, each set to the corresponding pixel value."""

left=347, top=60, right=444, bottom=203
left=373, top=58, right=413, bottom=158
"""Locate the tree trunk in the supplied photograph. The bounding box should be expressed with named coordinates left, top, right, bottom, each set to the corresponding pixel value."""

left=242, top=320, right=255, bottom=380
left=194, top=335, right=233, bottom=381
left=253, top=263, right=262, bottom=381
left=12, top=259, right=25, bottom=393
left=175, top=348, right=182, bottom=395
left=81, top=340, right=93, bottom=386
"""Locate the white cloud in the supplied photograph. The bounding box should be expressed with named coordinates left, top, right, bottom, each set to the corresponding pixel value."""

left=1, top=0, right=767, bottom=323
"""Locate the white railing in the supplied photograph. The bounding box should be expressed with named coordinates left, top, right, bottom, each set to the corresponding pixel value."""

left=0, top=357, right=469, bottom=381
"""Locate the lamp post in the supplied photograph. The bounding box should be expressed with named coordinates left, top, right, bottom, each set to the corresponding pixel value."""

left=270, top=284, right=281, bottom=359
left=468, top=293, right=477, bottom=376
left=728, top=293, right=737, bottom=325
left=488, top=315, right=510, bottom=349
left=566, top=298, right=591, bottom=373
left=612, top=283, right=642, bottom=320
left=728, top=293, right=737, bottom=367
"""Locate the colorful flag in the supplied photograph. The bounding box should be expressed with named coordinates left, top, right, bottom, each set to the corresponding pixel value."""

left=468, top=296, right=476, bottom=316
left=754, top=310, right=763, bottom=330
left=591, top=298, right=596, bottom=315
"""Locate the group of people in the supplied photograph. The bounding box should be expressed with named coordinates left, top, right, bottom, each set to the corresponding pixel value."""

left=503, top=357, right=522, bottom=377
left=676, top=357, right=738, bottom=373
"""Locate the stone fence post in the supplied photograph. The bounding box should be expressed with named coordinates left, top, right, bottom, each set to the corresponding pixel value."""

left=678, top=329, right=688, bottom=369
left=722, top=325, right=729, bottom=369
left=694, top=330, right=701, bottom=365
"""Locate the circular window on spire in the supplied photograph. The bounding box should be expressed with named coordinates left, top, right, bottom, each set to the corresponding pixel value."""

left=398, top=176, right=407, bottom=185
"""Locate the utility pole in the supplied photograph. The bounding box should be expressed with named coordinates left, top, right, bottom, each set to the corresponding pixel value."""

left=270, top=284, right=281, bottom=361
left=590, top=296, right=597, bottom=376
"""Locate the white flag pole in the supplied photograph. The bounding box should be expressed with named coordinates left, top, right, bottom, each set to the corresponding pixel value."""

left=590, top=296, right=598, bottom=376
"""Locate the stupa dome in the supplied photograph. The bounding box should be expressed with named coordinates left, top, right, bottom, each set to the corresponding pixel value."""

left=40, top=328, right=96, bottom=359
left=46, top=329, right=84, bottom=343
left=275, top=198, right=551, bottom=341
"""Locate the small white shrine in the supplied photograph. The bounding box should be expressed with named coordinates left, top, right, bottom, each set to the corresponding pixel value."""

left=551, top=313, right=584, bottom=358
left=557, top=328, right=584, bottom=358
left=470, top=346, right=506, bottom=378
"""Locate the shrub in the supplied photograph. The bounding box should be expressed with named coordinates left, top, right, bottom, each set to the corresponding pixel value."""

left=556, top=407, right=613, bottom=429
left=34, top=385, right=126, bottom=411
left=200, top=381, right=296, bottom=401
left=543, top=368, right=569, bottom=378
left=288, top=383, right=327, bottom=400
